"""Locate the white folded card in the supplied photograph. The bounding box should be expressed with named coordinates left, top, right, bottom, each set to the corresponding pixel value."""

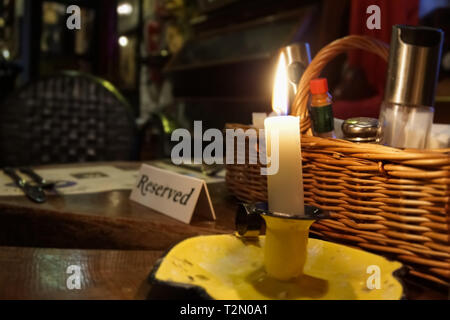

left=130, top=164, right=216, bottom=224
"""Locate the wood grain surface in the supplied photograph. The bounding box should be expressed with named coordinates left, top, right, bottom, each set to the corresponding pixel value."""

left=0, top=246, right=164, bottom=299
left=0, top=246, right=447, bottom=300
left=0, top=162, right=447, bottom=299
left=0, top=162, right=236, bottom=250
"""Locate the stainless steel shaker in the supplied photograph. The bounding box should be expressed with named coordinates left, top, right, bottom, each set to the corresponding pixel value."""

left=281, top=43, right=311, bottom=114
left=378, top=25, right=444, bottom=149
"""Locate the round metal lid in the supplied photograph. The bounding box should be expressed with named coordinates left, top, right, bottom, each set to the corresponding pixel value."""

left=342, top=117, right=380, bottom=142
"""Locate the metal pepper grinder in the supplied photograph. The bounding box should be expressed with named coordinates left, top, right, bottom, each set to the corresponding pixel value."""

left=378, top=25, right=444, bottom=149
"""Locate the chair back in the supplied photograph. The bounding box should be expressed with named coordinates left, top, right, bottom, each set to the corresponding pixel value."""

left=0, top=71, right=136, bottom=166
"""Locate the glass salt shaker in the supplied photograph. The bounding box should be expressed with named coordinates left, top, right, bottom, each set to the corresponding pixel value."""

left=378, top=25, right=444, bottom=149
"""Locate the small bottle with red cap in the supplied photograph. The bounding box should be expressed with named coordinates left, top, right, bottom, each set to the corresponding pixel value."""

left=309, top=78, right=336, bottom=138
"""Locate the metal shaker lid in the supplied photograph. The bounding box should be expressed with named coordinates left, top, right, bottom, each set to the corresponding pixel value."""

left=281, top=43, right=311, bottom=115
left=282, top=43, right=311, bottom=85
left=342, top=117, right=380, bottom=143
left=384, top=25, right=444, bottom=107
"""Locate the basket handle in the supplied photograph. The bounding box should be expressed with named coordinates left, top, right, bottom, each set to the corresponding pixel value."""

left=290, top=35, right=390, bottom=135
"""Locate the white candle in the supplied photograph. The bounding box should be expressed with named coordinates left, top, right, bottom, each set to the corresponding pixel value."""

left=265, top=53, right=305, bottom=215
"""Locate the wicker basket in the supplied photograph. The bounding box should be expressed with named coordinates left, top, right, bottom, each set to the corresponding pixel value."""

left=225, top=35, right=450, bottom=287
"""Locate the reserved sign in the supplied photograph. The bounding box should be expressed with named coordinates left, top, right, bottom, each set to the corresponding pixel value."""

left=130, top=164, right=216, bottom=224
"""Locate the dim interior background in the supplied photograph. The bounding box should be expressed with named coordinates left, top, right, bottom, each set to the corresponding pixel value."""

left=0, top=0, right=449, bottom=166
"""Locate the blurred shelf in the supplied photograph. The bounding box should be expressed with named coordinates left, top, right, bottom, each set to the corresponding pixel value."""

left=140, top=54, right=171, bottom=67
left=174, top=96, right=268, bottom=103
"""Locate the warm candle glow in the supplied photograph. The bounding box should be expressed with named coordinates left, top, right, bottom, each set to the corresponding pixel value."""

left=265, top=51, right=304, bottom=216
left=264, top=49, right=306, bottom=279
left=272, top=53, right=289, bottom=116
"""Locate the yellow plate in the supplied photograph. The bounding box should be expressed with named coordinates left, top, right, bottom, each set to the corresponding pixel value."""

left=151, top=235, right=404, bottom=300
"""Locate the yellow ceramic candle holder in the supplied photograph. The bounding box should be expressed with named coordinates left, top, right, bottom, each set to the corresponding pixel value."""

left=263, top=216, right=314, bottom=280
left=237, top=202, right=328, bottom=281
left=149, top=203, right=405, bottom=300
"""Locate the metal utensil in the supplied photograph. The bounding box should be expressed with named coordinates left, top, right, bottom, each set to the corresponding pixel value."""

left=19, top=167, right=56, bottom=190
left=3, top=167, right=47, bottom=203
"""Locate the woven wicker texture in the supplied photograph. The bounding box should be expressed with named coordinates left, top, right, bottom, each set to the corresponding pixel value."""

left=225, top=35, right=450, bottom=287
left=0, top=72, right=136, bottom=166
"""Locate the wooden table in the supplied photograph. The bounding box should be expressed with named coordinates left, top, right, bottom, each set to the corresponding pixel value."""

left=0, top=162, right=447, bottom=299
left=0, top=162, right=236, bottom=250
left=0, top=246, right=164, bottom=299
left=0, top=246, right=446, bottom=300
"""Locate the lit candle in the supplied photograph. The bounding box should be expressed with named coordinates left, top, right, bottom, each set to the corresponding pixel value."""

left=264, top=52, right=305, bottom=215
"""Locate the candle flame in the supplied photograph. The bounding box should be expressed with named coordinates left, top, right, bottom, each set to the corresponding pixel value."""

left=272, top=52, right=289, bottom=116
